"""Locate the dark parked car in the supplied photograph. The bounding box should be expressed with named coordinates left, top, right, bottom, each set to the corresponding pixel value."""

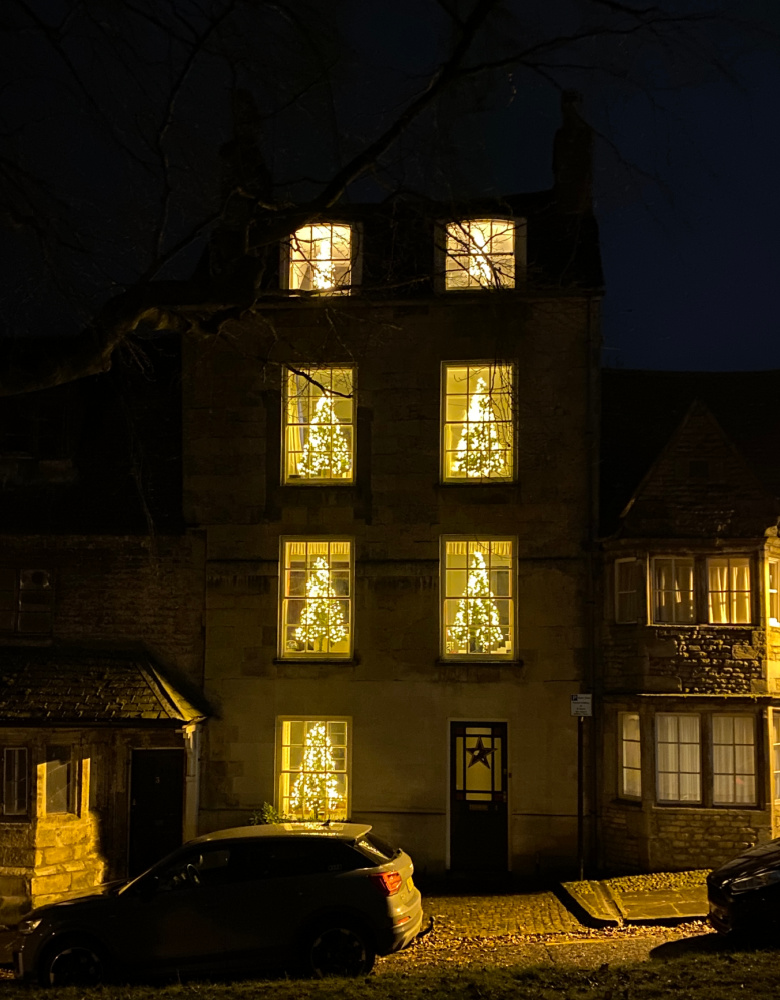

left=707, top=838, right=780, bottom=937
left=12, top=822, right=422, bottom=985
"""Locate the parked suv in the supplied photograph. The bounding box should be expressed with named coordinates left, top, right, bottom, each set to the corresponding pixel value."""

left=12, top=823, right=422, bottom=985
left=707, top=837, right=780, bottom=937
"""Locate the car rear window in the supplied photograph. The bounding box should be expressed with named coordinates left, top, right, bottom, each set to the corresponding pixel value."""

left=353, top=833, right=399, bottom=864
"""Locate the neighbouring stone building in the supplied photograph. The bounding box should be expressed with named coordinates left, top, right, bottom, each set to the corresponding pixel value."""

left=0, top=353, right=207, bottom=922
left=598, top=370, right=780, bottom=872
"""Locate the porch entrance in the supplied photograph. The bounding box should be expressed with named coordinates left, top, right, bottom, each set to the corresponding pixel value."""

left=449, top=722, right=508, bottom=872
left=128, top=748, right=185, bottom=876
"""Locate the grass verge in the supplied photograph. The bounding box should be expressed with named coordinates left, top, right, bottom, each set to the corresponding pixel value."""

left=4, top=947, right=780, bottom=1000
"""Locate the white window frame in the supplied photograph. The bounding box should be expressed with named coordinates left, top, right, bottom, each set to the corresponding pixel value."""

left=712, top=714, right=756, bottom=806
left=618, top=712, right=641, bottom=799
left=2, top=747, right=29, bottom=818
left=440, top=218, right=525, bottom=291
left=441, top=362, right=515, bottom=483
left=655, top=713, right=701, bottom=804
left=279, top=538, right=354, bottom=660
left=276, top=717, right=351, bottom=822
left=0, top=567, right=54, bottom=634
left=768, top=558, right=779, bottom=626
left=283, top=223, right=356, bottom=295
left=707, top=556, right=751, bottom=624
left=614, top=558, right=641, bottom=624
left=441, top=536, right=515, bottom=660
left=650, top=556, right=695, bottom=624
left=282, top=366, right=355, bottom=484
left=773, top=711, right=780, bottom=801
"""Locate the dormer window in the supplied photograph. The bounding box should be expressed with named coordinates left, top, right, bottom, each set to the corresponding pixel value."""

left=287, top=224, right=352, bottom=294
left=444, top=219, right=516, bottom=290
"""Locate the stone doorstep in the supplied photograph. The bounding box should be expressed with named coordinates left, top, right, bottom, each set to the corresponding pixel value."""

left=559, top=880, right=709, bottom=926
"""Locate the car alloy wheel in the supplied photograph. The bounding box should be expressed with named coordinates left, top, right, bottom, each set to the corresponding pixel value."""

left=41, top=943, right=105, bottom=987
left=306, top=924, right=375, bottom=977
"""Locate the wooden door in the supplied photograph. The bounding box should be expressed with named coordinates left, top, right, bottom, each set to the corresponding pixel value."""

left=449, top=722, right=508, bottom=872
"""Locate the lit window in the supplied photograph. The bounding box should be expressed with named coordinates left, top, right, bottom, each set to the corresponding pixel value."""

left=278, top=718, right=349, bottom=821
left=656, top=714, right=701, bottom=803
left=445, top=219, right=515, bottom=289
left=0, top=568, right=54, bottom=634
left=769, top=559, right=779, bottom=626
left=287, top=224, right=352, bottom=294
left=712, top=715, right=755, bottom=805
left=45, top=745, right=76, bottom=814
left=773, top=713, right=780, bottom=800
left=443, top=539, right=514, bottom=658
left=281, top=540, right=352, bottom=658
left=284, top=368, right=354, bottom=483
left=2, top=747, right=28, bottom=817
left=708, top=557, right=751, bottom=624
left=615, top=558, right=641, bottom=624
left=651, top=557, right=694, bottom=624
left=619, top=713, right=641, bottom=798
left=442, top=364, right=513, bottom=482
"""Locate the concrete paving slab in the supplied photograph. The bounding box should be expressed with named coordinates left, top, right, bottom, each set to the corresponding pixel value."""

left=559, top=871, right=710, bottom=926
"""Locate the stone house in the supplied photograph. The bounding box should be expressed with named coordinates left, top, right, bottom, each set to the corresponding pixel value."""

left=599, top=369, right=780, bottom=872
left=0, top=352, right=207, bottom=922
left=186, top=101, right=603, bottom=879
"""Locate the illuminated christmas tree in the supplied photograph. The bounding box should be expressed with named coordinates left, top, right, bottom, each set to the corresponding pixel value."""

left=289, top=722, right=344, bottom=820
left=452, top=377, right=507, bottom=478
left=297, top=393, right=351, bottom=478
left=294, top=556, right=348, bottom=651
left=450, top=550, right=505, bottom=653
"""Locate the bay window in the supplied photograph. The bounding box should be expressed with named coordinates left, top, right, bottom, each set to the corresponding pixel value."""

left=651, top=557, right=694, bottom=624
left=707, top=557, right=751, bottom=624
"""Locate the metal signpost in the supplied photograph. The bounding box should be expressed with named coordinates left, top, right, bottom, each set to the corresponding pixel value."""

left=571, top=694, right=593, bottom=881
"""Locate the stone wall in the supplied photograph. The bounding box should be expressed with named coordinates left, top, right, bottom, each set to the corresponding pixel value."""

left=0, top=534, right=205, bottom=686
left=32, top=758, right=105, bottom=911
left=603, top=624, right=766, bottom=695
left=185, top=295, right=601, bottom=876
left=648, top=807, right=767, bottom=871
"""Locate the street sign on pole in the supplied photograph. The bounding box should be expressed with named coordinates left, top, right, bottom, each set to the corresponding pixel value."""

left=570, top=693, right=593, bottom=717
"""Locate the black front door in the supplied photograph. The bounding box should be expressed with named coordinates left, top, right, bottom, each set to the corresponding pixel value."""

left=129, top=748, right=185, bottom=876
left=449, top=722, right=508, bottom=872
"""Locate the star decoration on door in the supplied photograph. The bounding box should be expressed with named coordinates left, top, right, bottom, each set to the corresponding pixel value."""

left=467, top=736, right=496, bottom=769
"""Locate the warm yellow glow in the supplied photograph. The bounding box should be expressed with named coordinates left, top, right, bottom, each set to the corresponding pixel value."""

left=279, top=719, right=348, bottom=822
left=294, top=556, right=348, bottom=650
left=288, top=722, right=344, bottom=820
left=283, top=541, right=351, bottom=657
left=444, top=540, right=513, bottom=657
left=445, top=219, right=515, bottom=289
left=443, top=364, right=513, bottom=481
left=289, top=224, right=351, bottom=293
left=285, top=368, right=354, bottom=483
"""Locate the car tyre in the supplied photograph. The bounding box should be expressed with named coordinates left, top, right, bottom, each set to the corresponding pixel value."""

left=303, top=922, right=375, bottom=977
left=38, top=939, right=107, bottom=987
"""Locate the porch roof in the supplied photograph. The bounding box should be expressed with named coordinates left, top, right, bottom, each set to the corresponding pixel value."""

left=0, top=646, right=207, bottom=726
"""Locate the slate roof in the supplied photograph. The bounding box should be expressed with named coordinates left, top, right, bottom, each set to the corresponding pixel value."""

left=0, top=646, right=207, bottom=726
left=600, top=369, right=780, bottom=536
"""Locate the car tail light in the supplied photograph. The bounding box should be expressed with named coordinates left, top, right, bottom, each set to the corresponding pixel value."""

left=370, top=871, right=403, bottom=896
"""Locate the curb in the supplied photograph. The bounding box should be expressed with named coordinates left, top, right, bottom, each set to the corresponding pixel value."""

left=557, top=880, right=622, bottom=928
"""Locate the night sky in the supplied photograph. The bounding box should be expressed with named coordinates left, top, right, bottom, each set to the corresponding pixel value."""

left=2, top=0, right=779, bottom=373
